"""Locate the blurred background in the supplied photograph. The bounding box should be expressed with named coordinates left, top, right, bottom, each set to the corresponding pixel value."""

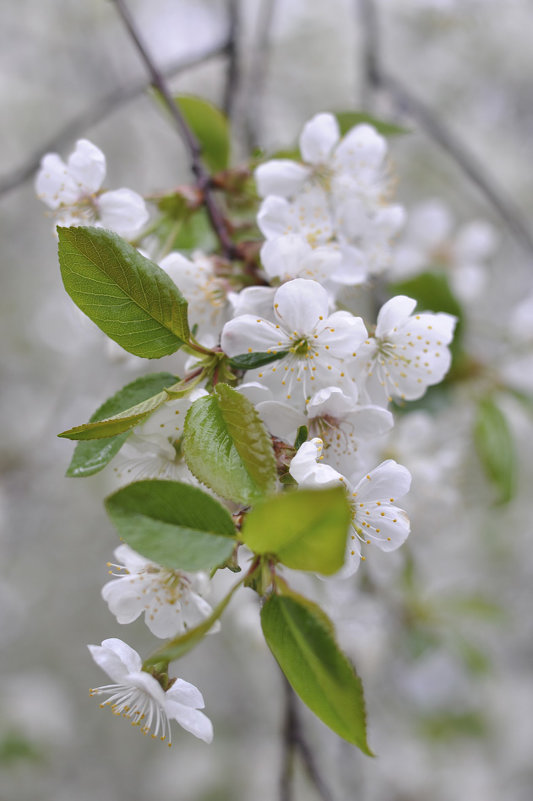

left=1, top=1, right=533, bottom=799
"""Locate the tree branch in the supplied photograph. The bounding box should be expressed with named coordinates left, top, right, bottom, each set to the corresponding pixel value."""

left=244, top=0, right=277, bottom=153
left=112, top=0, right=237, bottom=259
left=355, top=0, right=533, bottom=258
left=280, top=674, right=335, bottom=801
left=0, top=42, right=228, bottom=198
left=223, top=0, right=241, bottom=120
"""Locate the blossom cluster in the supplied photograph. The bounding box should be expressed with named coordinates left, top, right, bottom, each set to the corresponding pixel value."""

left=37, top=111, right=459, bottom=748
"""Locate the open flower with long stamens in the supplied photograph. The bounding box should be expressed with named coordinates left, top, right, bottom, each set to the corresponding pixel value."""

left=88, top=638, right=213, bottom=744
left=221, top=278, right=367, bottom=408
left=351, top=295, right=457, bottom=406
left=290, top=438, right=411, bottom=575
left=102, top=544, right=216, bottom=639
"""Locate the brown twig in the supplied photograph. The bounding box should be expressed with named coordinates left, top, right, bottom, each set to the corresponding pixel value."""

left=0, top=42, right=229, bottom=198
left=355, top=0, right=533, bottom=258
left=244, top=0, right=278, bottom=153
left=280, top=673, right=335, bottom=801
left=112, top=0, right=237, bottom=260
left=223, top=0, right=241, bottom=120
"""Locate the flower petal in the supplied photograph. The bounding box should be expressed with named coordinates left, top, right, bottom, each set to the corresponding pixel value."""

left=274, top=279, right=330, bottom=333
left=299, top=113, right=340, bottom=164
left=67, top=139, right=106, bottom=195
left=98, top=188, right=149, bottom=238
left=254, top=159, right=311, bottom=198
left=88, top=638, right=142, bottom=682
left=165, top=700, right=213, bottom=743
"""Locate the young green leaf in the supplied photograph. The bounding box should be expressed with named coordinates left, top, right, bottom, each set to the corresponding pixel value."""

left=105, top=480, right=236, bottom=571
left=143, top=576, right=244, bottom=669
left=58, top=226, right=190, bottom=357
left=65, top=372, right=177, bottom=477
left=241, top=486, right=351, bottom=575
left=261, top=594, right=372, bottom=754
left=334, top=110, right=410, bottom=137
left=228, top=351, right=288, bottom=371
left=176, top=95, right=230, bottom=173
left=58, top=390, right=170, bottom=440
left=474, top=397, right=516, bottom=504
left=183, top=383, right=277, bottom=504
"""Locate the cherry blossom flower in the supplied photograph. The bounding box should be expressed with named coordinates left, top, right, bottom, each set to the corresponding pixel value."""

left=221, top=278, right=367, bottom=407
left=290, top=438, right=411, bottom=575
left=35, top=139, right=148, bottom=238
left=88, top=638, right=213, bottom=744
left=351, top=295, right=457, bottom=405
left=102, top=544, right=216, bottom=639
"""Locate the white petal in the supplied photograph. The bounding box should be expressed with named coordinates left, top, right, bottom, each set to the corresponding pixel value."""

left=35, top=153, right=79, bottom=208
left=346, top=405, right=394, bottom=439
left=334, top=124, right=387, bottom=175
left=221, top=314, right=289, bottom=356
left=229, top=286, right=277, bottom=320
left=375, top=295, right=417, bottom=337
left=254, top=160, right=311, bottom=198
left=101, top=577, right=144, bottom=625
left=299, top=113, right=340, bottom=164
left=67, top=139, right=106, bottom=194
left=167, top=678, right=205, bottom=709
left=257, top=195, right=292, bottom=238
left=165, top=700, right=213, bottom=743
left=88, top=638, right=142, bottom=682
left=407, top=199, right=453, bottom=249
left=307, top=386, right=359, bottom=417
left=274, top=279, right=330, bottom=333
left=352, top=459, right=411, bottom=502
left=98, top=188, right=149, bottom=237
left=260, top=235, right=312, bottom=281
left=290, top=438, right=345, bottom=487
left=255, top=400, right=304, bottom=441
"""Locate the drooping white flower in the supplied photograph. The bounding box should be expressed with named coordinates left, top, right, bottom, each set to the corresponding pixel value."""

left=102, top=544, right=216, bottom=639
left=290, top=438, right=411, bottom=576
left=35, top=139, right=148, bottom=238
left=351, top=295, right=457, bottom=405
left=88, top=638, right=213, bottom=744
left=221, top=278, right=367, bottom=407
left=159, top=251, right=230, bottom=347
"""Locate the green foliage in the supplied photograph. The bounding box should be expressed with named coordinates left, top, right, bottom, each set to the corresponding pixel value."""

left=334, top=110, right=410, bottom=137
left=261, top=593, right=372, bottom=753
left=241, top=486, right=351, bottom=575
left=65, top=373, right=177, bottom=476
left=57, top=227, right=189, bottom=357
left=418, top=710, right=487, bottom=741
left=474, top=396, right=516, bottom=504
left=183, top=383, right=277, bottom=504
left=105, top=480, right=236, bottom=571
left=176, top=95, right=230, bottom=172
left=143, top=577, right=243, bottom=668
left=228, top=351, right=289, bottom=371
left=0, top=732, right=42, bottom=765
left=58, top=389, right=170, bottom=441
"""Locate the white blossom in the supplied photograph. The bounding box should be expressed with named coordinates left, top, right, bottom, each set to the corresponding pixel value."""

left=102, top=544, right=216, bottom=639
left=35, top=139, right=148, bottom=238
left=221, top=278, right=367, bottom=407
left=290, top=438, right=411, bottom=575
left=88, top=638, right=213, bottom=744
left=352, top=295, right=457, bottom=405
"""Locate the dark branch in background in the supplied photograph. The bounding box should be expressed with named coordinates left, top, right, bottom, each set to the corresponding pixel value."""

left=112, top=0, right=237, bottom=260
left=279, top=674, right=335, bottom=801
left=223, top=0, right=241, bottom=119
left=356, top=0, right=380, bottom=112
left=0, top=42, right=228, bottom=198
left=244, top=0, right=277, bottom=154
left=356, top=0, right=533, bottom=258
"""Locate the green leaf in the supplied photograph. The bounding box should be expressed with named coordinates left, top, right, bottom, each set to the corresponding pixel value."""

left=143, top=576, right=244, bottom=668
left=58, top=390, right=170, bottom=440
left=105, top=480, right=236, bottom=571
left=57, top=226, right=190, bottom=358
left=176, top=95, right=230, bottom=172
left=183, top=383, right=277, bottom=504
left=294, top=425, right=308, bottom=450
left=474, top=397, right=516, bottom=504
left=334, top=111, right=410, bottom=137
left=66, top=372, right=177, bottom=476
left=241, top=486, right=351, bottom=575
left=228, top=351, right=289, bottom=370
left=261, top=594, right=372, bottom=753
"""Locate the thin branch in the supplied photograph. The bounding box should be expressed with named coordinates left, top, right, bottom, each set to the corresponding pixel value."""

left=112, top=0, right=237, bottom=259
left=355, top=0, right=533, bottom=259
left=223, top=0, right=241, bottom=119
left=356, top=0, right=380, bottom=110
left=279, top=674, right=335, bottom=801
left=0, top=42, right=228, bottom=198
left=244, top=0, right=277, bottom=153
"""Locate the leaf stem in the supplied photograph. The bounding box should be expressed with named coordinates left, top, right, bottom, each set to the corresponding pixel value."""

left=112, top=0, right=238, bottom=260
